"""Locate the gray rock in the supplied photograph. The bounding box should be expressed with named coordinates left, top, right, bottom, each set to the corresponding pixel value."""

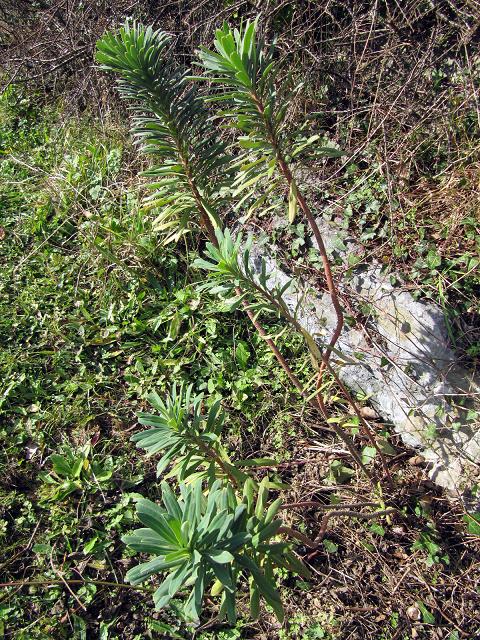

left=247, top=220, right=480, bottom=493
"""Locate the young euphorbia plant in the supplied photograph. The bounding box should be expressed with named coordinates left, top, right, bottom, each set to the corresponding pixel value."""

left=97, top=20, right=345, bottom=402
left=96, top=22, right=231, bottom=245
left=123, top=478, right=310, bottom=623
left=133, top=383, right=250, bottom=486
left=125, top=384, right=311, bottom=622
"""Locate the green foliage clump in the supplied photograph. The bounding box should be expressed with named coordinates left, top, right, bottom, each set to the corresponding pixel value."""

left=123, top=384, right=310, bottom=623
left=96, top=22, right=231, bottom=243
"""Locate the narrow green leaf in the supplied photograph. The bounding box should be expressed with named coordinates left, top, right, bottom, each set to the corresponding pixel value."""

left=208, top=549, right=235, bottom=564
left=255, top=476, right=269, bottom=518
left=249, top=578, right=260, bottom=620
left=288, top=181, right=298, bottom=224
left=264, top=498, right=283, bottom=524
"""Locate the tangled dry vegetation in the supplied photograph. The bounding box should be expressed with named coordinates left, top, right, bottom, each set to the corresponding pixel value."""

left=2, top=1, right=479, bottom=212
left=1, top=1, right=479, bottom=639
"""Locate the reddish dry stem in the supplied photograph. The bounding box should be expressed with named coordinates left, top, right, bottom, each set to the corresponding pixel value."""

left=251, top=91, right=393, bottom=483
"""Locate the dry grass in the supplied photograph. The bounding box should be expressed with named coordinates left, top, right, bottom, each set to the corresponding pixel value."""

left=402, top=161, right=480, bottom=257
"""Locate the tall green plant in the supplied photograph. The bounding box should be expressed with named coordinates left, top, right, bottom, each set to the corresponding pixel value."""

left=96, top=21, right=313, bottom=414
left=198, top=19, right=345, bottom=370
left=96, top=20, right=393, bottom=622
left=96, top=22, right=231, bottom=244
left=96, top=18, right=387, bottom=476
left=197, top=22, right=390, bottom=478
left=96, top=21, right=354, bottom=420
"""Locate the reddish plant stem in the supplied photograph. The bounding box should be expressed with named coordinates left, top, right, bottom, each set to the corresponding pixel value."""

left=184, top=155, right=306, bottom=395
left=233, top=304, right=368, bottom=476
left=277, top=525, right=321, bottom=549
left=251, top=93, right=343, bottom=366
left=236, top=289, right=306, bottom=395
left=183, top=107, right=373, bottom=480
left=322, top=358, right=394, bottom=487
left=313, top=386, right=370, bottom=478
left=317, top=507, right=396, bottom=539
left=251, top=95, right=343, bottom=367
left=281, top=501, right=378, bottom=510
left=236, top=293, right=370, bottom=478
left=250, top=92, right=393, bottom=483
left=185, top=176, right=218, bottom=245
left=276, top=155, right=344, bottom=366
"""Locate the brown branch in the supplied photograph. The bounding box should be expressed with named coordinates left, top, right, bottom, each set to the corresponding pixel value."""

left=178, top=148, right=217, bottom=245
left=279, top=507, right=397, bottom=548
left=281, top=500, right=378, bottom=510
left=278, top=526, right=321, bottom=549
left=276, top=155, right=344, bottom=368
left=251, top=91, right=343, bottom=367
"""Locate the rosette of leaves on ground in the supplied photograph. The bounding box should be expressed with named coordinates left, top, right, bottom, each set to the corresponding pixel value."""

left=123, top=477, right=310, bottom=623
left=96, top=22, right=232, bottom=244
left=123, top=383, right=313, bottom=621
left=39, top=444, right=114, bottom=503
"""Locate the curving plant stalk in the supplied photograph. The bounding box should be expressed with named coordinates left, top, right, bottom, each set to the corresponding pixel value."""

left=198, top=21, right=343, bottom=374
left=194, top=229, right=369, bottom=474
left=198, top=21, right=391, bottom=480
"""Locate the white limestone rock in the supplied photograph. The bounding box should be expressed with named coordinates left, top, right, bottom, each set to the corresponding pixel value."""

left=247, top=220, right=480, bottom=493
